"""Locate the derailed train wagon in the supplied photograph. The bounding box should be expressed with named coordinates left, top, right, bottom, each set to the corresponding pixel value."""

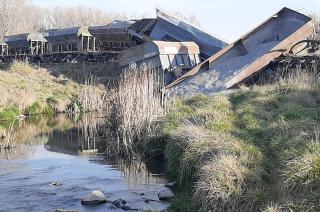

left=4, top=33, right=47, bottom=55
left=166, top=7, right=314, bottom=97
left=88, top=7, right=227, bottom=61
left=149, top=7, right=228, bottom=60
left=43, top=26, right=94, bottom=53
left=0, top=7, right=227, bottom=65
left=118, top=41, right=201, bottom=84
left=89, top=19, right=155, bottom=52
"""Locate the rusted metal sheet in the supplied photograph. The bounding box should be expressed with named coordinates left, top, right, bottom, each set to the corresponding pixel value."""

left=166, top=7, right=313, bottom=96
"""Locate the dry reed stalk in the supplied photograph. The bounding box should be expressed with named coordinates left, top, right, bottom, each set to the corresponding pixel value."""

left=2, top=120, right=17, bottom=149
left=111, top=67, right=165, bottom=152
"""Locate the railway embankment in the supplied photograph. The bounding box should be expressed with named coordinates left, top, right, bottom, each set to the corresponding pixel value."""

left=0, top=62, right=106, bottom=123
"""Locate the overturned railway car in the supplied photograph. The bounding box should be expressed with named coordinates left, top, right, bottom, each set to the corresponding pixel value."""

left=118, top=41, right=201, bottom=85
left=149, top=7, right=228, bottom=60
left=165, top=7, right=315, bottom=97
left=88, top=19, right=155, bottom=51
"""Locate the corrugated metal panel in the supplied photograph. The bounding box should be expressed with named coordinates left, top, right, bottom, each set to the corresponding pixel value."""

left=153, top=41, right=200, bottom=55
left=149, top=7, right=228, bottom=59
left=166, top=7, right=313, bottom=96
left=118, top=41, right=200, bottom=68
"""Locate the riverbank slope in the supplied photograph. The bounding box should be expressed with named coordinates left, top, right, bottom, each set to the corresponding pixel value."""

left=148, top=71, right=320, bottom=212
left=0, top=62, right=105, bottom=134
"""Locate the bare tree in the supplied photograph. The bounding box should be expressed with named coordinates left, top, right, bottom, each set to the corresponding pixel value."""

left=0, top=0, right=128, bottom=38
left=0, top=0, right=48, bottom=37
left=43, top=6, right=127, bottom=29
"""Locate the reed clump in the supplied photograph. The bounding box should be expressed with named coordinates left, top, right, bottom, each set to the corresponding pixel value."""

left=106, top=67, right=165, bottom=153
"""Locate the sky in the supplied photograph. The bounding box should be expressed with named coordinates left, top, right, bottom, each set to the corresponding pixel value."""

left=32, top=0, right=320, bottom=42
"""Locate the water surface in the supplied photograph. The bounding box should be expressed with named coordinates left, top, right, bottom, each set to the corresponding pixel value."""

left=0, top=114, right=169, bottom=212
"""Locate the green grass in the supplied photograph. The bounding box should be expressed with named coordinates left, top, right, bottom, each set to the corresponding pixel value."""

left=0, top=106, right=19, bottom=121
left=149, top=81, right=320, bottom=211
left=0, top=61, right=106, bottom=120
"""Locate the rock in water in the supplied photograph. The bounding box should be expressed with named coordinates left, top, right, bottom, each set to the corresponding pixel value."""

left=51, top=181, right=62, bottom=186
left=81, top=190, right=107, bottom=205
left=158, top=189, right=175, bottom=201
left=112, top=199, right=127, bottom=207
left=165, top=181, right=176, bottom=188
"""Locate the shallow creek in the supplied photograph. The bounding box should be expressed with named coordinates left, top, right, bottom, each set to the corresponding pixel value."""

left=0, top=114, right=170, bottom=212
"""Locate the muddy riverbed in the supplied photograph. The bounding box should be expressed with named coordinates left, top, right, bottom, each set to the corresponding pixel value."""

left=0, top=114, right=170, bottom=212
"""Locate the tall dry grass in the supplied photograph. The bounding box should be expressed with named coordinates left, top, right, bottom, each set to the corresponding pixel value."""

left=278, top=64, right=320, bottom=90
left=109, top=67, right=165, bottom=152
left=0, top=120, right=17, bottom=150
left=76, top=75, right=107, bottom=113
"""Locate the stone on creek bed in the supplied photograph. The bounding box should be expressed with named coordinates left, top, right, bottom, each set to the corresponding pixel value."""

left=165, top=181, right=176, bottom=188
left=81, top=190, right=107, bottom=205
left=51, top=181, right=62, bottom=186
left=158, top=189, right=175, bottom=201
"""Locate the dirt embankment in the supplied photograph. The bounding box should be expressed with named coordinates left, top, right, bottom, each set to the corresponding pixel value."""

left=0, top=62, right=106, bottom=122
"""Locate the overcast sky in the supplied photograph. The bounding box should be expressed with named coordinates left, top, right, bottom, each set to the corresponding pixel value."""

left=32, top=0, right=320, bottom=42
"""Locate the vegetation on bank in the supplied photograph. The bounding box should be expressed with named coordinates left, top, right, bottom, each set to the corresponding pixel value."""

left=141, top=70, right=320, bottom=212
left=0, top=61, right=106, bottom=122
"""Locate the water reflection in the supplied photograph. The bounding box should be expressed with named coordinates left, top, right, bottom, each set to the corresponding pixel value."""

left=45, top=114, right=104, bottom=156
left=0, top=114, right=169, bottom=211
left=0, top=114, right=165, bottom=183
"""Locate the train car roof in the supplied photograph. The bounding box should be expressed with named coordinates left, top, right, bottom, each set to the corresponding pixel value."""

left=43, top=26, right=91, bottom=37
left=4, top=33, right=47, bottom=42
